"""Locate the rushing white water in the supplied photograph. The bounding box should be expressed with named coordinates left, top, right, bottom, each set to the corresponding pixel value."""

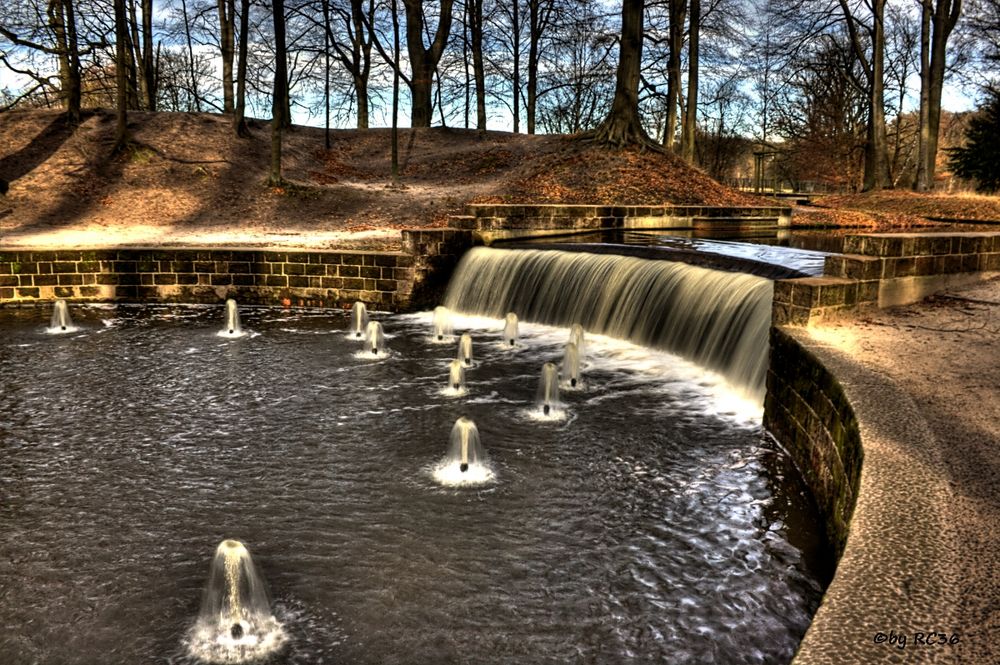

left=186, top=540, right=287, bottom=664
left=536, top=362, right=561, bottom=417
left=443, top=248, right=773, bottom=401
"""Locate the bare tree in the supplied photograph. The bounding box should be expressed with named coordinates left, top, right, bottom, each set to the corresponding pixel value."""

left=270, top=0, right=288, bottom=184
left=590, top=0, right=654, bottom=146
left=402, top=0, right=454, bottom=127
left=680, top=0, right=700, bottom=162
left=914, top=0, right=962, bottom=191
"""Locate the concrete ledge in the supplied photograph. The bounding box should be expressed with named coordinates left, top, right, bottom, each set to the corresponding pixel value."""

left=772, top=328, right=963, bottom=665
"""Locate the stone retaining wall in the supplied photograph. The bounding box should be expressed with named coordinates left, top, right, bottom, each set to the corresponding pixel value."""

left=455, top=203, right=792, bottom=243
left=764, top=327, right=861, bottom=556
left=0, top=229, right=474, bottom=311
left=773, top=232, right=1000, bottom=325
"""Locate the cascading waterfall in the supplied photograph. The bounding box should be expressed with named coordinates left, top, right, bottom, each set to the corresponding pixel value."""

left=443, top=248, right=773, bottom=401
left=186, top=540, right=287, bottom=663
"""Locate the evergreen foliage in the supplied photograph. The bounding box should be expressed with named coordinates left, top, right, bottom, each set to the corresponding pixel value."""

left=949, top=89, right=1000, bottom=193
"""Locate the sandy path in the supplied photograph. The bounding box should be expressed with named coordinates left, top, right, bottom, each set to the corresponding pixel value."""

left=802, top=277, right=1000, bottom=662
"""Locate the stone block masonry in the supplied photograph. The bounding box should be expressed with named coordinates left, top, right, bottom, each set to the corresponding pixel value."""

left=0, top=228, right=473, bottom=311
left=764, top=327, right=861, bottom=557
left=773, top=232, right=1000, bottom=325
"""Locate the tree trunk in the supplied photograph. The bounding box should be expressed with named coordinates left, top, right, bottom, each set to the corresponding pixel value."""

left=864, top=0, right=892, bottom=191
left=113, top=0, right=129, bottom=152
left=47, top=0, right=77, bottom=119
left=592, top=0, right=652, bottom=147
left=391, top=0, right=401, bottom=182
left=527, top=0, right=540, bottom=134
left=663, top=0, right=685, bottom=149
left=512, top=0, right=520, bottom=133
left=269, top=0, right=287, bottom=185
left=681, top=0, right=700, bottom=163
left=463, top=0, right=470, bottom=128
left=919, top=0, right=962, bottom=190
left=181, top=0, right=200, bottom=111
left=234, top=0, right=250, bottom=136
left=353, top=0, right=373, bottom=129
left=142, top=0, right=155, bottom=110
left=402, top=0, right=455, bottom=127
left=470, top=0, right=486, bottom=133
left=218, top=0, right=235, bottom=113
left=63, top=0, right=82, bottom=120
left=915, top=0, right=932, bottom=190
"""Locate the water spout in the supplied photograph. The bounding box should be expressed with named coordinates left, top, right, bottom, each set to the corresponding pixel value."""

left=365, top=321, right=386, bottom=356
left=48, top=299, right=74, bottom=333
left=221, top=299, right=242, bottom=337
left=432, top=306, right=453, bottom=342
left=350, top=302, right=369, bottom=339
left=568, top=324, right=585, bottom=357
left=186, top=539, right=287, bottom=663
left=537, top=362, right=561, bottom=417
left=562, top=342, right=583, bottom=389
left=503, top=312, right=519, bottom=347
left=447, top=359, right=467, bottom=394
left=457, top=333, right=473, bottom=367
left=433, top=417, right=493, bottom=485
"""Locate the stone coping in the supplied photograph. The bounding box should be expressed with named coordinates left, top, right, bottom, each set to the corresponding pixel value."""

left=781, top=327, right=963, bottom=665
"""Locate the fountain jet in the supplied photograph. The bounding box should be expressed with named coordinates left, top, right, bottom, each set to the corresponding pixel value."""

left=350, top=302, right=369, bottom=338
left=457, top=333, right=473, bottom=367
left=187, top=539, right=287, bottom=663
left=222, top=299, right=242, bottom=336
left=49, top=299, right=73, bottom=332
left=503, top=312, right=519, bottom=347
left=365, top=321, right=386, bottom=355
left=537, top=362, right=560, bottom=416
left=449, top=417, right=485, bottom=473
left=568, top=324, right=586, bottom=357
left=447, top=359, right=467, bottom=393
left=562, top=342, right=583, bottom=389
left=432, top=306, right=453, bottom=342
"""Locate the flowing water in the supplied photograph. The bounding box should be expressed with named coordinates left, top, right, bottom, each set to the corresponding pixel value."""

left=0, top=303, right=830, bottom=664
left=444, top=248, right=773, bottom=401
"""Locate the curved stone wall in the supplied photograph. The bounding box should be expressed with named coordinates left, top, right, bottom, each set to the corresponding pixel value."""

left=764, top=327, right=861, bottom=557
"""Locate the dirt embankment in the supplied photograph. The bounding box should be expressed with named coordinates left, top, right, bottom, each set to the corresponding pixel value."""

left=0, top=109, right=761, bottom=250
